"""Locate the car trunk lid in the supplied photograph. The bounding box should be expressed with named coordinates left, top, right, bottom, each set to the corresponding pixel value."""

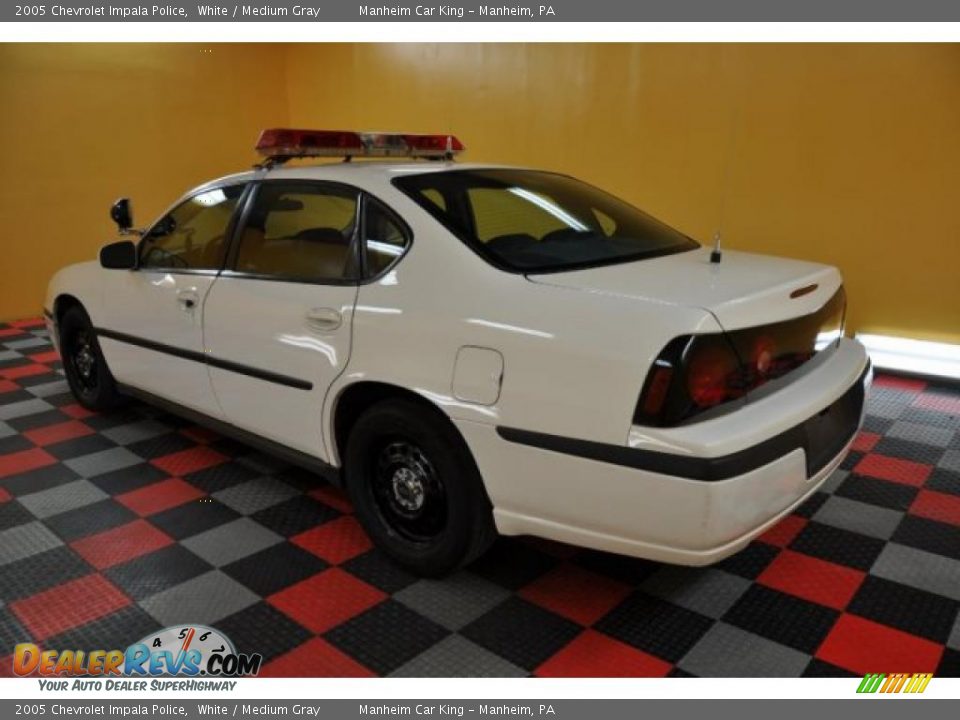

left=526, top=247, right=842, bottom=331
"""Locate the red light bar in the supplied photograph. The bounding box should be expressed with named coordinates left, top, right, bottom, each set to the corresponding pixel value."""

left=255, top=128, right=465, bottom=161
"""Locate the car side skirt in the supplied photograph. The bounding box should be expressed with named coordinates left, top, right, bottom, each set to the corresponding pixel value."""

left=117, top=383, right=342, bottom=486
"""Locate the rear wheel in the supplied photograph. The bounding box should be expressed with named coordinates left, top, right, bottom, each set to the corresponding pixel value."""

left=60, top=306, right=124, bottom=411
left=344, top=398, right=496, bottom=576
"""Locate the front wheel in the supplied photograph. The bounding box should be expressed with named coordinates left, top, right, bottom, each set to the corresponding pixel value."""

left=344, top=398, right=496, bottom=576
left=59, top=306, right=124, bottom=412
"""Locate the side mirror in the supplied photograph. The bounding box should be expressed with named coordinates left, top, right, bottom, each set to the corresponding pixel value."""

left=100, top=240, right=137, bottom=270
left=110, top=198, right=134, bottom=233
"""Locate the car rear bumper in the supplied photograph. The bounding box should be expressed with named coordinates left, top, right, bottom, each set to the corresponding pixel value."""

left=458, top=337, right=871, bottom=565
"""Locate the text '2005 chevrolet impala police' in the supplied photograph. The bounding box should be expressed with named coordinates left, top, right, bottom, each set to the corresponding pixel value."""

left=45, top=128, right=870, bottom=575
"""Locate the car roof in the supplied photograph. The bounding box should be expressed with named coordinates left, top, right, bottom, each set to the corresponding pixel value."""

left=193, top=161, right=527, bottom=194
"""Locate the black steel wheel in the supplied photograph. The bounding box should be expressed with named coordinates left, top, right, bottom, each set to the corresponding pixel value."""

left=59, top=306, right=124, bottom=411
left=345, top=397, right=496, bottom=576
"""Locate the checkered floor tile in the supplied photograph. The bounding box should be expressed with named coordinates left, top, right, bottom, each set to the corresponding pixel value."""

left=1, top=317, right=958, bottom=677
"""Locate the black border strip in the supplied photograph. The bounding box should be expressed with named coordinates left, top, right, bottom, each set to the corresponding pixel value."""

left=497, top=364, right=869, bottom=482
left=94, top=327, right=313, bottom=391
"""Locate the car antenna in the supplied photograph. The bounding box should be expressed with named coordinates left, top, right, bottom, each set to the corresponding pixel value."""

left=710, top=231, right=723, bottom=263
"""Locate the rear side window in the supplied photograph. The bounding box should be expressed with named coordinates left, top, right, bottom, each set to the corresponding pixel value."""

left=364, top=199, right=410, bottom=277
left=394, top=169, right=698, bottom=273
left=234, top=183, right=359, bottom=282
left=140, top=185, right=244, bottom=271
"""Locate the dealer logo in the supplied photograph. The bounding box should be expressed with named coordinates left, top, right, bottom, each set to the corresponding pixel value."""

left=13, top=624, right=262, bottom=678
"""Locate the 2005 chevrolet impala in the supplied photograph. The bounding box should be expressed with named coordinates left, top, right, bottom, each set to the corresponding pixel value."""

left=44, top=129, right=871, bottom=575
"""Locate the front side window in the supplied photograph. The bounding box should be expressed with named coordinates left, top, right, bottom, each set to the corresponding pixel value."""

left=394, top=169, right=698, bottom=273
left=234, top=183, right=359, bottom=282
left=140, top=185, right=245, bottom=271
left=364, top=199, right=410, bottom=276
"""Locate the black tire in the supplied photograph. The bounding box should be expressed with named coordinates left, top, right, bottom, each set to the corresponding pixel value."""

left=344, top=398, right=497, bottom=576
left=59, top=306, right=124, bottom=412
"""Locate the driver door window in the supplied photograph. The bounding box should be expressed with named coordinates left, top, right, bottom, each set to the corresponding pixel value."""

left=139, top=185, right=245, bottom=271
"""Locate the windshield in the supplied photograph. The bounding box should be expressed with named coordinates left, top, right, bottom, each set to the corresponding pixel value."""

left=393, top=169, right=698, bottom=273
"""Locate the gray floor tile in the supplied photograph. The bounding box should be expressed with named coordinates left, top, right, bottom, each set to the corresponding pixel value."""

left=0, top=398, right=53, bottom=421
left=888, top=421, right=955, bottom=448
left=213, top=476, right=299, bottom=515
left=394, top=572, right=511, bottom=630
left=871, top=543, right=960, bottom=602
left=64, top=447, right=142, bottom=478
left=4, top=337, right=50, bottom=350
left=18, top=479, right=108, bottom=519
left=679, top=623, right=810, bottom=677
left=26, top=380, right=69, bottom=398
left=181, top=518, right=282, bottom=566
left=102, top=419, right=172, bottom=446
left=820, top=469, right=849, bottom=495
left=0, top=521, right=63, bottom=565
left=949, top=612, right=960, bottom=650
left=0, top=421, right=13, bottom=439
left=139, top=570, right=259, bottom=626
left=938, top=449, right=960, bottom=474
left=813, top=495, right=903, bottom=540
left=641, top=567, right=751, bottom=619
left=389, top=634, right=527, bottom=677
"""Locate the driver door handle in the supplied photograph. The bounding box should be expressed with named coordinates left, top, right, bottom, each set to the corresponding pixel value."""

left=305, top=307, right=342, bottom=332
left=176, top=289, right=200, bottom=311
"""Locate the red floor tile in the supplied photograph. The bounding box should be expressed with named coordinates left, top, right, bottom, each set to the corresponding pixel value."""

left=308, top=486, right=354, bottom=514
left=260, top=638, right=375, bottom=678
left=0, top=487, right=11, bottom=503
left=0, top=447, right=56, bottom=479
left=854, top=454, right=932, bottom=487
left=536, top=630, right=672, bottom=677
left=23, top=420, right=93, bottom=448
left=816, top=614, right=944, bottom=674
left=61, top=404, right=96, bottom=420
left=10, top=574, right=130, bottom=641
left=758, top=549, right=865, bottom=610
left=116, top=477, right=206, bottom=516
left=71, top=519, right=173, bottom=570
left=0, top=327, right=25, bottom=338
left=28, top=350, right=61, bottom=364
left=10, top=318, right=44, bottom=329
left=913, top=392, right=960, bottom=416
left=519, top=563, right=631, bottom=626
left=0, top=379, right=18, bottom=394
left=151, top=446, right=228, bottom=476
left=292, top=516, right=372, bottom=565
left=874, top=375, right=926, bottom=393
left=910, top=489, right=960, bottom=527
left=179, top=426, right=221, bottom=444
left=851, top=431, right=881, bottom=453
left=268, top=568, right=386, bottom=634
left=758, top=514, right=808, bottom=548
left=0, top=364, right=49, bottom=381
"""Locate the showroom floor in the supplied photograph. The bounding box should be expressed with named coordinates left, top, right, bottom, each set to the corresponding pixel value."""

left=0, top=317, right=958, bottom=678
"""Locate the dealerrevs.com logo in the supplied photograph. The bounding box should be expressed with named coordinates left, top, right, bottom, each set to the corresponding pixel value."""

left=13, top=625, right=262, bottom=682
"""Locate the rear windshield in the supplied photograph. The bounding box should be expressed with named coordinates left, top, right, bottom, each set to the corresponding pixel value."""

left=393, top=169, right=698, bottom=273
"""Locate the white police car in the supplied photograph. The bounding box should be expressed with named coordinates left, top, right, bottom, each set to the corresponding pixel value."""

left=45, top=129, right=870, bottom=575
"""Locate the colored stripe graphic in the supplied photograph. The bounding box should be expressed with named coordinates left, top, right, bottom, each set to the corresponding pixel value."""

left=857, top=673, right=932, bottom=694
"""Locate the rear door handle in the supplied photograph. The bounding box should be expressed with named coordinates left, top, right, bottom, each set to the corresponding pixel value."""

left=305, top=307, right=342, bottom=332
left=176, top=289, right=200, bottom=311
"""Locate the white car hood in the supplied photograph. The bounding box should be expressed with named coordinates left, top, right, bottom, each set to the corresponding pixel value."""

left=526, top=247, right=842, bottom=331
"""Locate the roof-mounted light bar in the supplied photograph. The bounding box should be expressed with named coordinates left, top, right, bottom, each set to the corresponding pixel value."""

left=255, top=128, right=465, bottom=164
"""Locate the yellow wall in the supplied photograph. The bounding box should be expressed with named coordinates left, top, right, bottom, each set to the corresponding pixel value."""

left=3, top=43, right=959, bottom=343
left=285, top=43, right=960, bottom=343
left=0, top=44, right=288, bottom=321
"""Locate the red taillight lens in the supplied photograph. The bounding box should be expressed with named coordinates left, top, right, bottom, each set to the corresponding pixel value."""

left=687, top=344, right=736, bottom=408
left=641, top=365, right=674, bottom=416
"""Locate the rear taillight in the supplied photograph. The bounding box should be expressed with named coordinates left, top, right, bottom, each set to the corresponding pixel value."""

left=634, top=335, right=741, bottom=426
left=634, top=287, right=847, bottom=427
